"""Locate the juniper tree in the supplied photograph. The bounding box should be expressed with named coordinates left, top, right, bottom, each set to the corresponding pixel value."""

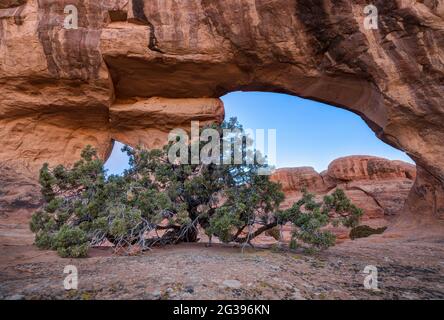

left=30, top=118, right=363, bottom=257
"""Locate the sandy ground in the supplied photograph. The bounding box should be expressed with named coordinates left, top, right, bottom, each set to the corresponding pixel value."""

left=0, top=216, right=443, bottom=300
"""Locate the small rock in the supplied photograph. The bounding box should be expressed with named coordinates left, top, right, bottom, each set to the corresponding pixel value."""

left=184, top=285, right=194, bottom=294
left=152, top=290, right=161, bottom=298
left=222, top=280, right=242, bottom=289
left=292, top=288, right=305, bottom=300
left=270, top=265, right=280, bottom=272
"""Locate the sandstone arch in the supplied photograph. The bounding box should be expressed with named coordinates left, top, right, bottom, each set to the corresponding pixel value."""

left=1, top=0, right=443, bottom=234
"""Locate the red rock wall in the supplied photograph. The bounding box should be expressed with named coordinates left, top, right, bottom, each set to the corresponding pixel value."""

left=271, top=156, right=416, bottom=224
left=0, top=1, right=443, bottom=233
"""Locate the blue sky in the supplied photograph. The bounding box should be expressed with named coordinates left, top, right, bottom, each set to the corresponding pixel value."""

left=105, top=91, right=413, bottom=175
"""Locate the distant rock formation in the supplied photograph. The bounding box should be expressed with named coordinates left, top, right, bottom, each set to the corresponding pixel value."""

left=271, top=156, right=416, bottom=229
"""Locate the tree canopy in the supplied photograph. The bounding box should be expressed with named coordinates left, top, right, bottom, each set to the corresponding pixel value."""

left=30, top=118, right=363, bottom=257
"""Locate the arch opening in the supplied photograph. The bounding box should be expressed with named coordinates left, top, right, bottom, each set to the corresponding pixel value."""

left=105, top=140, right=130, bottom=176
left=104, top=91, right=416, bottom=235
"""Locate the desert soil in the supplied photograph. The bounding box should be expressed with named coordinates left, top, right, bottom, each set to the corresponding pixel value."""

left=0, top=218, right=443, bottom=300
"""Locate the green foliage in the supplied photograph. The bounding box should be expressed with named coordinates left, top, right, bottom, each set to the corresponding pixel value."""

left=53, top=226, right=89, bottom=258
left=289, top=238, right=298, bottom=250
left=39, top=163, right=56, bottom=202
left=276, top=189, right=363, bottom=250
left=30, top=119, right=363, bottom=257
left=350, top=225, right=387, bottom=240
left=30, top=210, right=52, bottom=233
left=33, top=224, right=89, bottom=258
left=45, top=197, right=63, bottom=213
left=57, top=244, right=89, bottom=258
left=35, top=232, right=55, bottom=250
left=324, top=189, right=364, bottom=228
left=108, top=207, right=142, bottom=237
left=208, top=207, right=243, bottom=243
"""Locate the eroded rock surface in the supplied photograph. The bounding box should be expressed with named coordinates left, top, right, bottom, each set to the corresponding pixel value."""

left=0, top=0, right=443, bottom=233
left=0, top=1, right=26, bottom=9
left=271, top=156, right=416, bottom=225
left=110, top=97, right=224, bottom=149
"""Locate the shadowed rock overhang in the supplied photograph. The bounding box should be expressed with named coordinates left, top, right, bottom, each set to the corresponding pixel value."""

left=0, top=0, right=443, bottom=232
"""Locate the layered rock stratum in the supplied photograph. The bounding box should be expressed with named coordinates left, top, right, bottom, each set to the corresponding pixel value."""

left=271, top=156, right=416, bottom=239
left=0, top=0, right=443, bottom=235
